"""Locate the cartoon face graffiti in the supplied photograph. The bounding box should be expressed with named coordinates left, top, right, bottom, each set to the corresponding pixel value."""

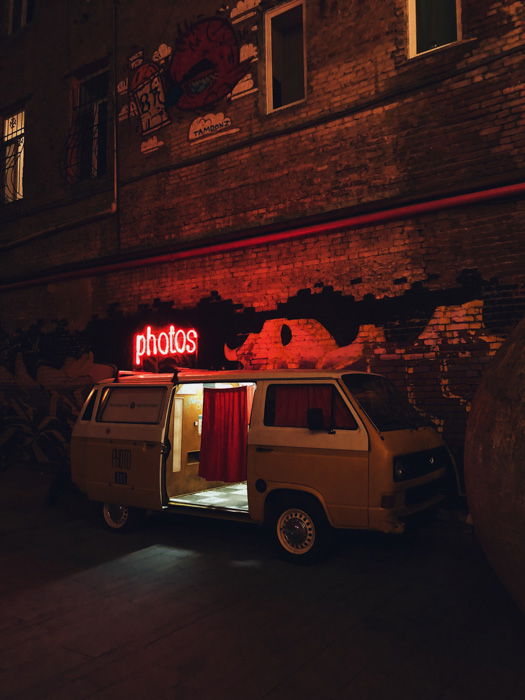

left=167, top=17, right=251, bottom=111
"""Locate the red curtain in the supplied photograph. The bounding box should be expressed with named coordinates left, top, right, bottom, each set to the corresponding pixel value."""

left=274, top=384, right=331, bottom=427
left=273, top=384, right=357, bottom=430
left=198, top=387, right=248, bottom=482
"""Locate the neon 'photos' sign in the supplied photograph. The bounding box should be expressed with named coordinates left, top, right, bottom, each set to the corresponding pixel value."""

left=134, top=325, right=198, bottom=365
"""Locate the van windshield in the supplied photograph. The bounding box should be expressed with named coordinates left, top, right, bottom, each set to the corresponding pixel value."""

left=341, top=374, right=431, bottom=431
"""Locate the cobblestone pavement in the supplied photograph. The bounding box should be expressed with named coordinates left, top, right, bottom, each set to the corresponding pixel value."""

left=1, top=466, right=524, bottom=700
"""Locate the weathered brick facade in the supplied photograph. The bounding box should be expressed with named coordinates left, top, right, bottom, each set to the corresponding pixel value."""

left=1, top=0, right=524, bottom=471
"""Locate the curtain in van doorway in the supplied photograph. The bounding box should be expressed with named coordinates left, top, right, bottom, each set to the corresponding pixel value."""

left=198, top=387, right=248, bottom=482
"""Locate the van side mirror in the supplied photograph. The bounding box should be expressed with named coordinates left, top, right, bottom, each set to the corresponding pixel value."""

left=307, top=407, right=325, bottom=431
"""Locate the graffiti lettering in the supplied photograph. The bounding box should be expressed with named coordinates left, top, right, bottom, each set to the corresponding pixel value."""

left=128, top=51, right=171, bottom=135
left=194, top=120, right=230, bottom=137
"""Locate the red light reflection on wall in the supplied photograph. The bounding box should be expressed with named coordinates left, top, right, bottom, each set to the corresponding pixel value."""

left=134, top=325, right=198, bottom=365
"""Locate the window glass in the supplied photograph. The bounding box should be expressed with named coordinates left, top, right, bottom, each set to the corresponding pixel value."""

left=3, top=110, right=24, bottom=202
left=81, top=389, right=97, bottom=421
left=97, top=386, right=166, bottom=424
left=12, top=0, right=23, bottom=32
left=8, top=0, right=33, bottom=34
left=66, top=71, right=108, bottom=183
left=267, top=2, right=305, bottom=111
left=342, top=374, right=431, bottom=432
left=414, top=0, right=458, bottom=54
left=264, top=384, right=357, bottom=430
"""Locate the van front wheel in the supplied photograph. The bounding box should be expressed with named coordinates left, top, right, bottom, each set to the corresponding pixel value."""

left=272, top=497, right=329, bottom=562
left=101, top=502, right=139, bottom=531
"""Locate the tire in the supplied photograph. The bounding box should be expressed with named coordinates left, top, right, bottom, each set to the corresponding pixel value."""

left=271, top=495, right=330, bottom=563
left=101, top=502, right=140, bottom=532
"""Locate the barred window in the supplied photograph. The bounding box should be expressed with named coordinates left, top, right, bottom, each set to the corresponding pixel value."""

left=3, top=110, right=24, bottom=203
left=65, top=71, right=109, bottom=183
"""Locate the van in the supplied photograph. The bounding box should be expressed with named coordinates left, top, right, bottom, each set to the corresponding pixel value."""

left=71, top=369, right=454, bottom=560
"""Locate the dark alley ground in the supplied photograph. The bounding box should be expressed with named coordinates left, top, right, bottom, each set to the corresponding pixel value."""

left=0, top=465, right=524, bottom=700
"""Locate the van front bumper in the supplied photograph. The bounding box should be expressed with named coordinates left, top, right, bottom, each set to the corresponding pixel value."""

left=371, top=474, right=447, bottom=534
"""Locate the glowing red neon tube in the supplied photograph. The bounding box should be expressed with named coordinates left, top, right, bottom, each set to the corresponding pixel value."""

left=134, top=325, right=198, bottom=365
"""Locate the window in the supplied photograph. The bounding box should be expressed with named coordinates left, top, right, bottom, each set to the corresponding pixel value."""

left=67, top=71, right=109, bottom=182
left=97, top=386, right=167, bottom=424
left=265, top=0, right=305, bottom=112
left=342, top=374, right=431, bottom=432
left=80, top=389, right=98, bottom=421
left=408, top=0, right=461, bottom=56
left=7, top=0, right=34, bottom=34
left=3, top=110, right=24, bottom=203
left=264, top=384, right=357, bottom=430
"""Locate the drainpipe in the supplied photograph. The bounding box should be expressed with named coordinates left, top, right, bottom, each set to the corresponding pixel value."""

left=1, top=181, right=524, bottom=292
left=112, top=0, right=121, bottom=250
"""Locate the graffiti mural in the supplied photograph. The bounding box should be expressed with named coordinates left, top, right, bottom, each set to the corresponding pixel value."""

left=116, top=11, right=257, bottom=147
left=0, top=321, right=114, bottom=470
left=140, top=135, right=165, bottom=154
left=189, top=112, right=240, bottom=142
left=166, top=17, right=252, bottom=112
left=1, top=271, right=523, bottom=471
left=128, top=50, right=171, bottom=135
left=231, top=0, right=261, bottom=23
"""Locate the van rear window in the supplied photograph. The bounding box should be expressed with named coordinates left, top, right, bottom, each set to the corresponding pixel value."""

left=97, top=386, right=166, bottom=424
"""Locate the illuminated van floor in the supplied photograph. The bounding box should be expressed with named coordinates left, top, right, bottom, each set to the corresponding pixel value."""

left=170, top=482, right=249, bottom=511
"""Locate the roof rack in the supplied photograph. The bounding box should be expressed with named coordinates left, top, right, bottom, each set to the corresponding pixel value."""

left=114, top=370, right=144, bottom=383
left=112, top=368, right=193, bottom=384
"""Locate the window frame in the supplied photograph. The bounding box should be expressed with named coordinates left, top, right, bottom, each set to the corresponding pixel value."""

left=2, top=108, right=25, bottom=203
left=69, top=68, right=109, bottom=182
left=96, top=385, right=168, bottom=425
left=407, top=0, right=462, bottom=58
left=264, top=0, right=306, bottom=114
left=7, top=0, right=32, bottom=35
left=263, top=382, right=358, bottom=431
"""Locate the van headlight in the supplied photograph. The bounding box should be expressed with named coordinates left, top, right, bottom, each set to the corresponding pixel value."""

left=393, top=457, right=409, bottom=482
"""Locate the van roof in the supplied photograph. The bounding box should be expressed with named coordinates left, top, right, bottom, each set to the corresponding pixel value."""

left=98, top=368, right=376, bottom=385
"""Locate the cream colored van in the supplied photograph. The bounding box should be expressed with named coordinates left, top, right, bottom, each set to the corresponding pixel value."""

left=71, top=369, right=454, bottom=560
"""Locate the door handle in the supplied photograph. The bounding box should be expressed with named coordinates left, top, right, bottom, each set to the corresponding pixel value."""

left=256, top=446, right=274, bottom=452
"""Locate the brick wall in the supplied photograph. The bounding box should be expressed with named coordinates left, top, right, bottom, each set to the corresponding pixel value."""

left=1, top=0, right=524, bottom=471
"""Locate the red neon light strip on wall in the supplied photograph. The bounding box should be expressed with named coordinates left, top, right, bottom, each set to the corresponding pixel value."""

left=2, top=181, right=525, bottom=292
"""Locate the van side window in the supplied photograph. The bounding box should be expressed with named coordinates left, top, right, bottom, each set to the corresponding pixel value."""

left=80, top=389, right=97, bottom=421
left=264, top=384, right=357, bottom=430
left=96, top=386, right=166, bottom=424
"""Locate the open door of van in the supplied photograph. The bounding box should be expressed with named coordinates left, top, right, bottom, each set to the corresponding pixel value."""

left=72, top=382, right=173, bottom=511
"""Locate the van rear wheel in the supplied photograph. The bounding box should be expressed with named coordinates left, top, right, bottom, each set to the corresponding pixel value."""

left=101, top=502, right=140, bottom=531
left=271, top=496, right=329, bottom=563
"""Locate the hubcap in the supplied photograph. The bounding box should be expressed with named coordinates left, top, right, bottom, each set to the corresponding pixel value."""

left=278, top=508, right=315, bottom=554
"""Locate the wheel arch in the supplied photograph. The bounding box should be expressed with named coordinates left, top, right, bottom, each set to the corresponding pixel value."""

left=263, top=487, right=332, bottom=526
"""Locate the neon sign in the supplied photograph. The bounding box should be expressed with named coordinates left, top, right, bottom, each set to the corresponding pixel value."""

left=134, top=325, right=198, bottom=366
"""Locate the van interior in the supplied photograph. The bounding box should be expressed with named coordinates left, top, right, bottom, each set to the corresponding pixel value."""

left=166, top=382, right=256, bottom=513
